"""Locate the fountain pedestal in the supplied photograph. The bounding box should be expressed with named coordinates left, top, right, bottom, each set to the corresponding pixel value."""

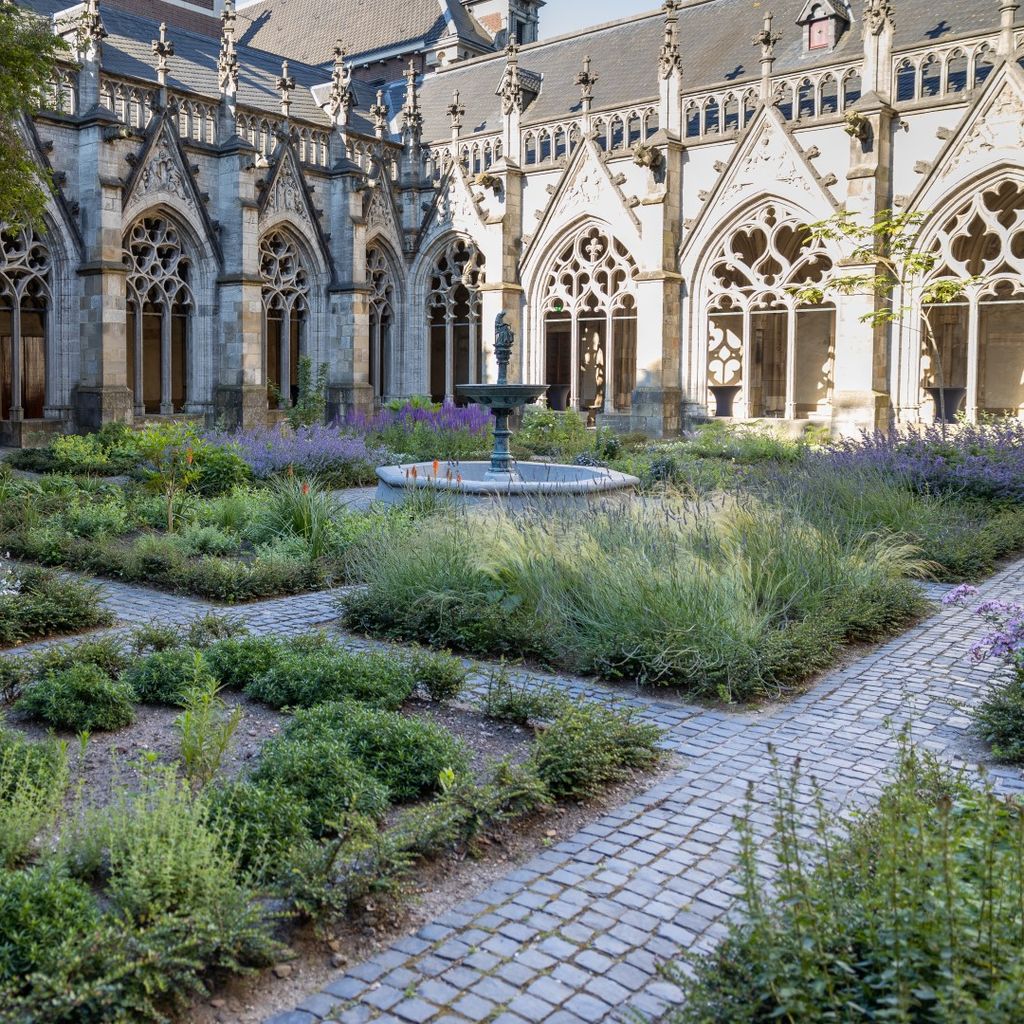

left=374, top=312, right=639, bottom=507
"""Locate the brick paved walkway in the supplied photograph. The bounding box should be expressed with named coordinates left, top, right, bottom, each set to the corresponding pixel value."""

left=3, top=566, right=1022, bottom=1024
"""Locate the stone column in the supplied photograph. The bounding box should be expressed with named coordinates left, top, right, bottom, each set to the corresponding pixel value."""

left=73, top=3, right=133, bottom=430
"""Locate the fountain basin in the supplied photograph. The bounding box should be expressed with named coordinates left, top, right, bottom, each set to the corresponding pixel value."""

left=375, top=460, right=640, bottom=509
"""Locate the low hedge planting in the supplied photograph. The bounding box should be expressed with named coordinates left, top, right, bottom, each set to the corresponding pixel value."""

left=0, top=566, right=112, bottom=649
left=663, top=744, right=1024, bottom=1023
left=124, top=649, right=216, bottom=706
left=15, top=665, right=135, bottom=733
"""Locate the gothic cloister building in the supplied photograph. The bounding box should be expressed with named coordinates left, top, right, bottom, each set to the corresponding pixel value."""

left=3, top=0, right=1024, bottom=444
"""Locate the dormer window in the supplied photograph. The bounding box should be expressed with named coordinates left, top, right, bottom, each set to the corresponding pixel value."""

left=807, top=5, right=829, bottom=49
left=796, top=0, right=850, bottom=54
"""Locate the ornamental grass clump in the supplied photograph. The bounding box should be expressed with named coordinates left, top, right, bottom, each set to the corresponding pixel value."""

left=343, top=500, right=927, bottom=702
left=663, top=743, right=1024, bottom=1024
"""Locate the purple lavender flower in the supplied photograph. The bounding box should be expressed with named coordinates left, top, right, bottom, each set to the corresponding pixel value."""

left=943, top=584, right=979, bottom=607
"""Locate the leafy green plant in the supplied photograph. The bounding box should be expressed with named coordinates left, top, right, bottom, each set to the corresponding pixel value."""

left=662, top=743, right=1024, bottom=1023
left=204, top=634, right=288, bottom=690
left=0, top=730, right=69, bottom=867
left=513, top=407, right=591, bottom=459
left=244, top=646, right=416, bottom=710
left=408, top=648, right=468, bottom=703
left=973, top=676, right=1024, bottom=763
left=16, top=664, right=135, bottom=732
left=251, top=475, right=340, bottom=560
left=273, top=356, right=328, bottom=428
left=529, top=702, right=662, bottom=800
left=124, top=648, right=215, bottom=706
left=481, top=664, right=568, bottom=725
left=0, top=566, right=112, bottom=648
left=252, top=729, right=390, bottom=835
left=175, top=667, right=243, bottom=787
left=136, top=423, right=202, bottom=534
left=286, top=701, right=470, bottom=803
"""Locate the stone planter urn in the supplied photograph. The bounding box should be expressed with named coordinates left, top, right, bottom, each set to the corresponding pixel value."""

left=926, top=386, right=967, bottom=424
left=709, top=385, right=742, bottom=418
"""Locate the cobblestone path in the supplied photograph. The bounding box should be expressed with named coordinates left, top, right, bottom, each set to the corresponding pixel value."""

left=3, top=567, right=1022, bottom=1024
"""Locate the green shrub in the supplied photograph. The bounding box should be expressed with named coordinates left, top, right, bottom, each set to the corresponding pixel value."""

left=205, top=634, right=287, bottom=690
left=972, top=674, right=1024, bottom=763
left=33, top=635, right=132, bottom=680
left=245, top=647, right=416, bottom=710
left=529, top=702, right=662, bottom=800
left=127, top=621, right=184, bottom=655
left=192, top=443, right=251, bottom=498
left=252, top=730, right=390, bottom=834
left=514, top=407, right=591, bottom=459
left=180, top=524, right=238, bottom=557
left=481, top=665, right=569, bottom=725
left=0, top=731, right=69, bottom=867
left=663, top=745, right=1024, bottom=1024
left=287, top=701, right=470, bottom=803
left=62, top=498, right=129, bottom=539
left=124, top=648, right=214, bottom=706
left=16, top=664, right=135, bottom=732
left=408, top=648, right=468, bottom=703
left=206, top=780, right=310, bottom=876
left=183, top=612, right=246, bottom=648
left=66, top=770, right=277, bottom=974
left=0, top=567, right=112, bottom=648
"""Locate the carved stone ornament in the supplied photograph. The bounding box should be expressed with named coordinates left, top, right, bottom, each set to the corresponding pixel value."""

left=844, top=109, right=870, bottom=140
left=132, top=133, right=196, bottom=214
left=633, top=142, right=664, bottom=171
left=863, top=0, right=894, bottom=37
left=264, top=157, right=310, bottom=225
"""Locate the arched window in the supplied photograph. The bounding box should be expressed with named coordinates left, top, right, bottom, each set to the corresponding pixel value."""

left=540, top=225, right=639, bottom=421
left=685, top=101, right=701, bottom=138
left=723, top=94, right=740, bottom=132
left=775, top=83, right=795, bottom=120
left=946, top=50, right=968, bottom=94
left=919, top=179, right=1024, bottom=422
left=0, top=228, right=49, bottom=422
left=367, top=245, right=396, bottom=402
left=974, top=44, right=995, bottom=88
left=921, top=55, right=941, bottom=98
left=124, top=216, right=193, bottom=415
left=896, top=59, right=917, bottom=102
left=842, top=70, right=862, bottom=109
left=797, top=78, right=815, bottom=118
left=703, top=97, right=720, bottom=134
left=259, top=231, right=309, bottom=409
left=705, top=204, right=834, bottom=420
left=427, top=238, right=485, bottom=404
left=819, top=74, right=839, bottom=115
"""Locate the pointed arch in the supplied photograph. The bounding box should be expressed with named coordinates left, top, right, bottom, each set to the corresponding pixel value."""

left=366, top=240, right=403, bottom=402
left=258, top=227, right=311, bottom=409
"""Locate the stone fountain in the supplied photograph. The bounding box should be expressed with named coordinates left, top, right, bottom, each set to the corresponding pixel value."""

left=375, top=312, right=639, bottom=507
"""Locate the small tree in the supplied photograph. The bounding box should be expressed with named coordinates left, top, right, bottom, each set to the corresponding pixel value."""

left=271, top=356, right=329, bottom=429
left=793, top=209, right=984, bottom=424
left=137, top=424, right=201, bottom=534
left=0, top=1, right=68, bottom=227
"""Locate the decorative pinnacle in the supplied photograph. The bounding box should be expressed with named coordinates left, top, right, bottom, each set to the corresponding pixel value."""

left=402, top=60, right=422, bottom=137
left=754, top=10, right=781, bottom=56
left=151, top=21, right=174, bottom=88
left=575, top=55, right=599, bottom=110
left=446, top=89, right=466, bottom=132
left=498, top=41, right=523, bottom=116
left=862, top=0, right=894, bottom=36
left=658, top=1, right=682, bottom=78
left=217, top=0, right=239, bottom=94
left=277, top=60, right=295, bottom=118
left=77, top=0, right=108, bottom=53
left=327, top=40, right=354, bottom=123
left=370, top=89, right=390, bottom=136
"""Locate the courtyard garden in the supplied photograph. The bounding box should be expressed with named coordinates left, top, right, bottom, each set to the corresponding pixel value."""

left=2, top=411, right=1024, bottom=1022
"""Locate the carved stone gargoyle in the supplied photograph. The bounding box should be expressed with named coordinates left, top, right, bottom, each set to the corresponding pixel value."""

left=843, top=109, right=869, bottom=141
left=632, top=141, right=664, bottom=170
left=473, top=171, right=501, bottom=192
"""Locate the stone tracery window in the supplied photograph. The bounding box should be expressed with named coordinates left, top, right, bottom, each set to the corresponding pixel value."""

left=123, top=216, right=193, bottom=415
left=0, top=228, right=50, bottom=421
left=541, top=225, right=638, bottom=420
left=427, top=237, right=485, bottom=404
left=918, top=179, right=1024, bottom=422
left=367, top=245, right=396, bottom=401
left=259, top=231, right=309, bottom=409
left=705, top=204, right=834, bottom=420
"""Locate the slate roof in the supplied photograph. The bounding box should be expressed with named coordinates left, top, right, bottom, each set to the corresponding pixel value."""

left=234, top=0, right=493, bottom=67
left=416, top=0, right=1021, bottom=142
left=22, top=0, right=382, bottom=135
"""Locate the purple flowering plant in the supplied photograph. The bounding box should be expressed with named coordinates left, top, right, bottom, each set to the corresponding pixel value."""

left=943, top=583, right=1024, bottom=666
left=206, top=424, right=384, bottom=486
left=345, top=401, right=492, bottom=462
left=822, top=420, right=1024, bottom=503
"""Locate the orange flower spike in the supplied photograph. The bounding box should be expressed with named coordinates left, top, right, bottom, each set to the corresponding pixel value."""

left=432, top=459, right=440, bottom=477
left=456, top=472, right=462, bottom=485
left=411, top=465, right=418, bottom=479
left=185, top=448, right=194, bottom=466
left=302, top=481, right=310, bottom=495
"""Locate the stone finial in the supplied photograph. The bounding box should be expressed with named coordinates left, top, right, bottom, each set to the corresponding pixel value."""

left=217, top=0, right=239, bottom=95
left=575, top=55, right=599, bottom=112
left=76, top=0, right=107, bottom=57
left=327, top=40, right=355, bottom=124
left=754, top=10, right=780, bottom=99
left=370, top=89, right=390, bottom=138
left=999, top=0, right=1020, bottom=55
left=497, top=41, right=524, bottom=116
left=862, top=0, right=894, bottom=37
left=402, top=60, right=423, bottom=140
left=277, top=60, right=295, bottom=118
left=151, top=22, right=174, bottom=89
left=446, top=89, right=466, bottom=136
left=658, top=1, right=682, bottom=79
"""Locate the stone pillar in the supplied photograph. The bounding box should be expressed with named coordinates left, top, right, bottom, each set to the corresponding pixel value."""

left=831, top=1, right=896, bottom=435
left=73, top=3, right=133, bottom=430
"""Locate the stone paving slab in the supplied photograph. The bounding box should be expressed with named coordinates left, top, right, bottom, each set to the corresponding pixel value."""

left=264, top=564, right=1024, bottom=1024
